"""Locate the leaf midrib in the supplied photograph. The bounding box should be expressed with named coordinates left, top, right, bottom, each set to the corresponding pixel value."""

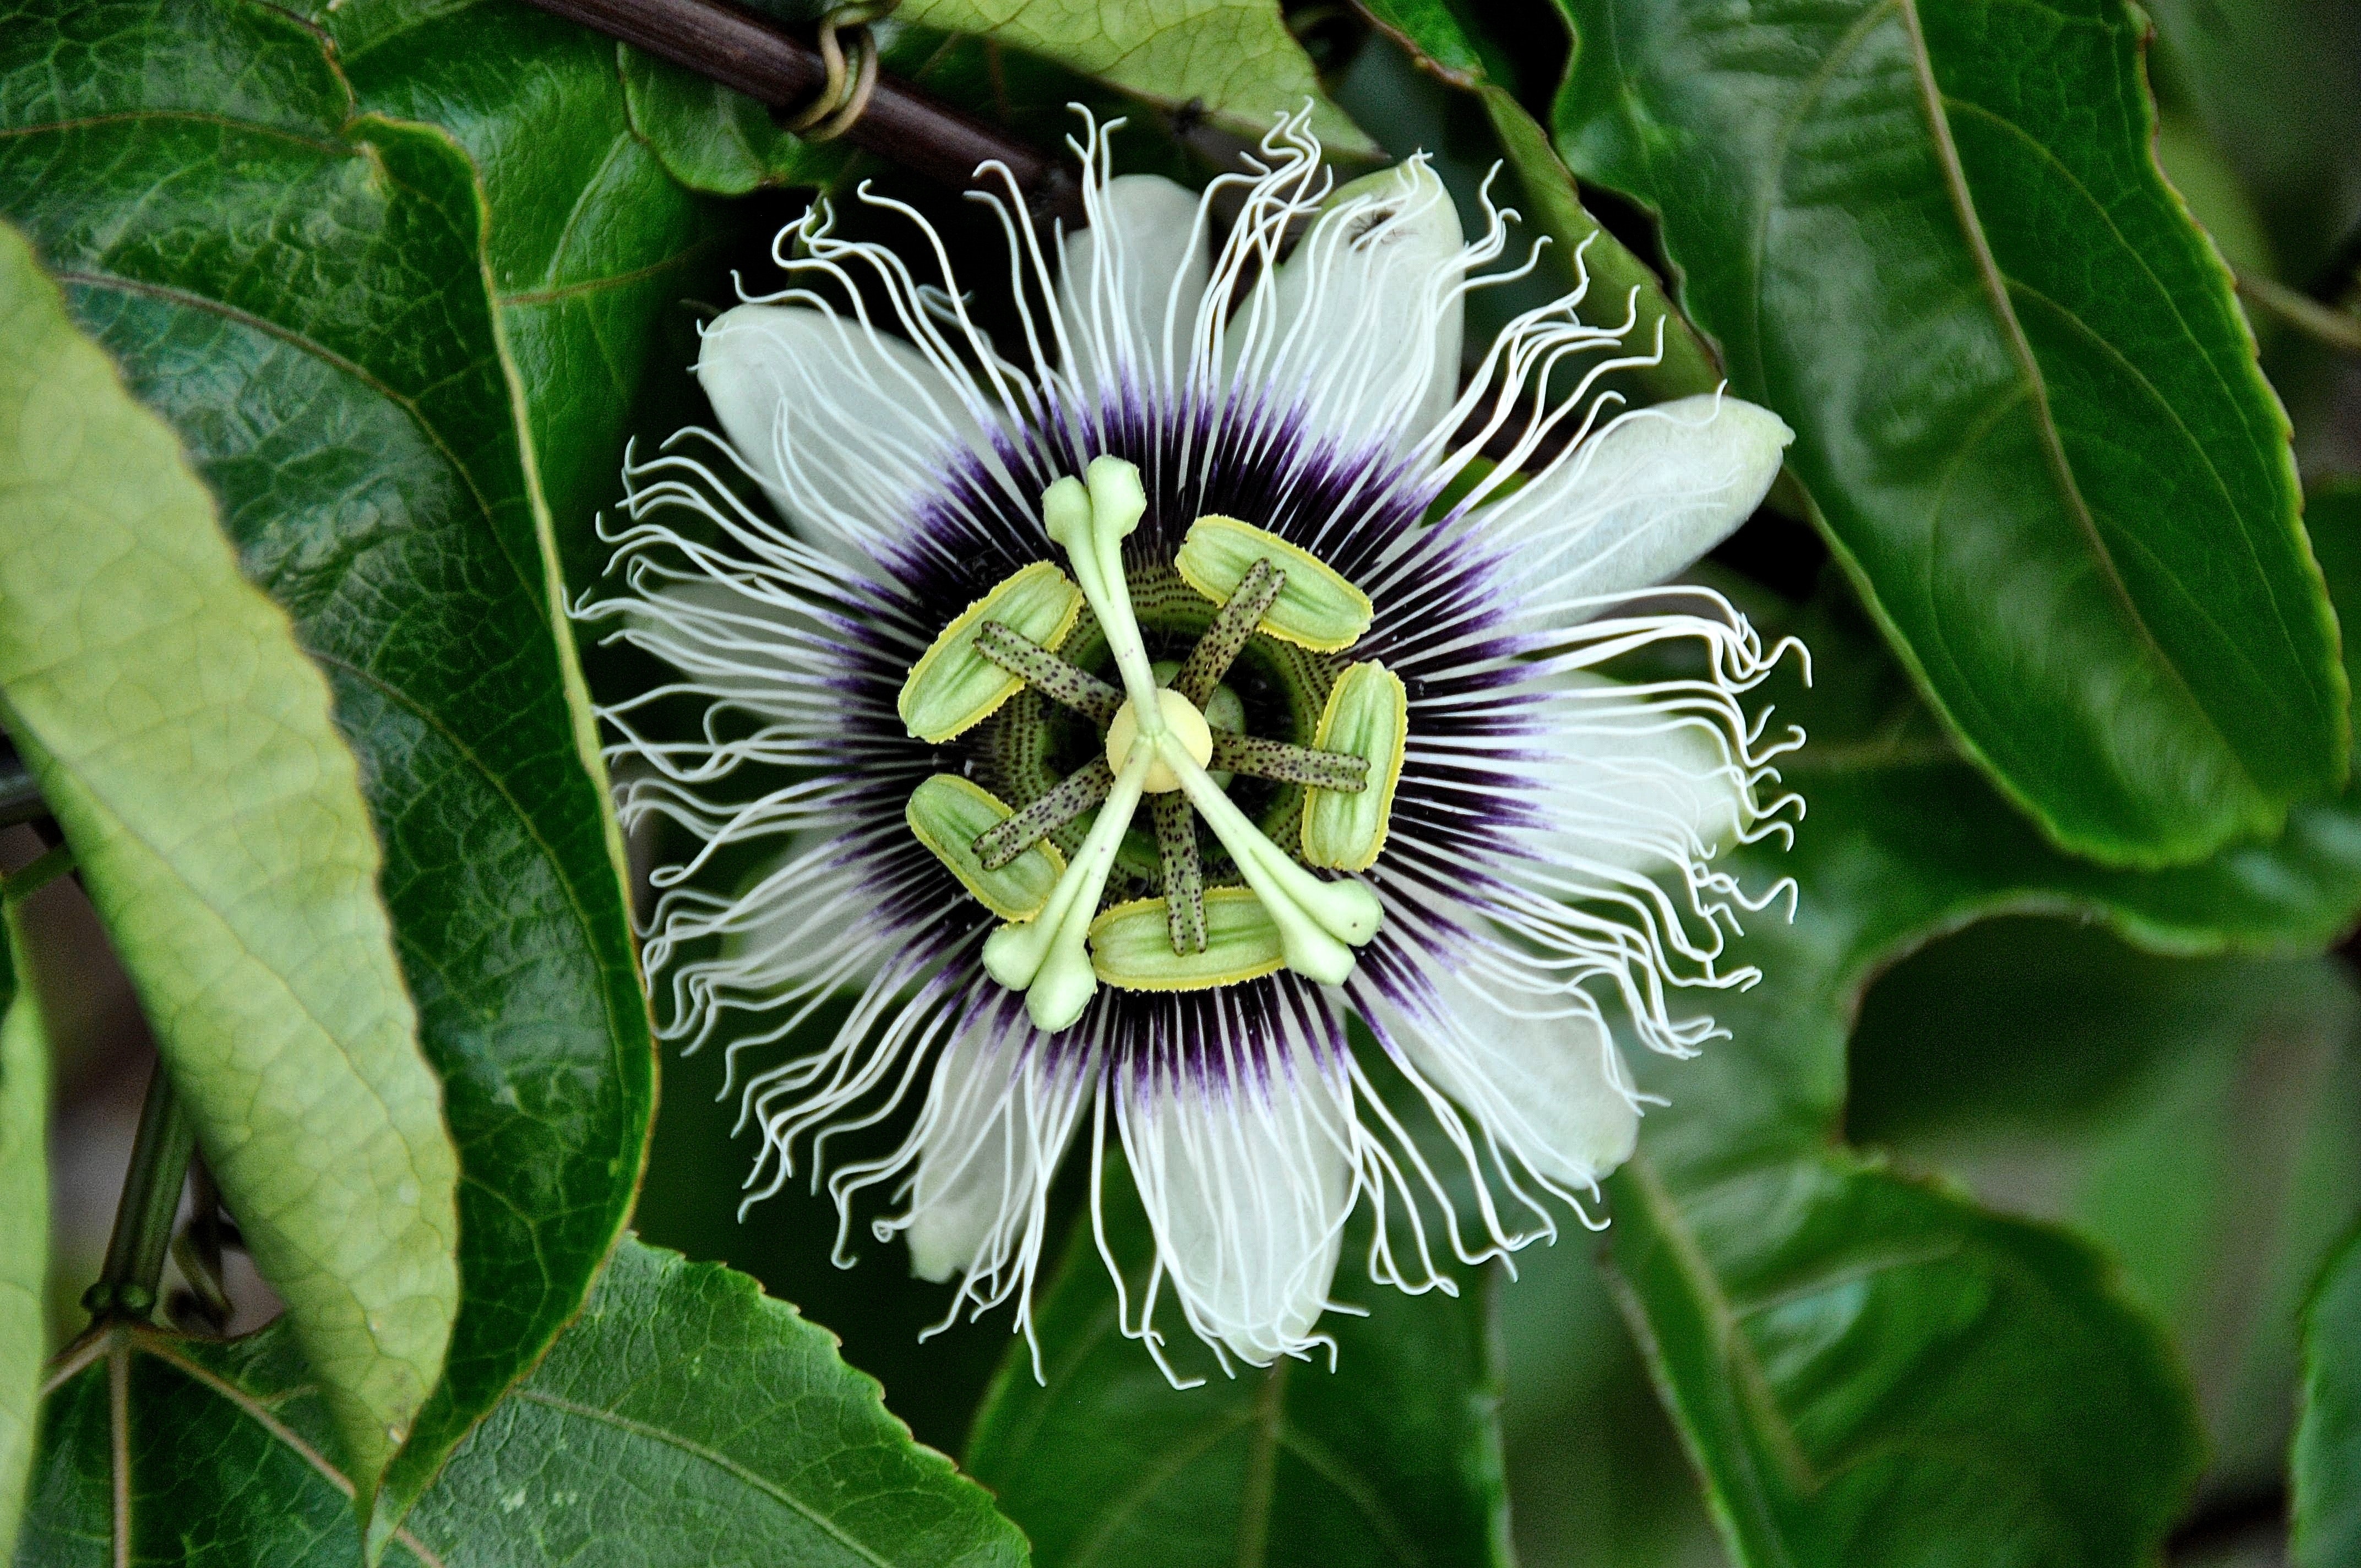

left=1885, top=0, right=2250, bottom=792
left=513, top=1388, right=905, bottom=1568
left=1666, top=0, right=2265, bottom=803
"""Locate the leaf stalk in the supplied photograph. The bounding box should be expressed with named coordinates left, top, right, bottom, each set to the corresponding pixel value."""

left=83, top=1059, right=198, bottom=1324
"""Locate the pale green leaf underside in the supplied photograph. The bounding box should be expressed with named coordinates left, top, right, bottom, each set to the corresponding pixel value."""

left=0, top=895, right=47, bottom=1556
left=0, top=219, right=459, bottom=1490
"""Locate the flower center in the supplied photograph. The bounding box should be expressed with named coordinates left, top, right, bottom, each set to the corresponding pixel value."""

left=1105, top=689, right=1212, bottom=792
left=895, top=456, right=1407, bottom=1033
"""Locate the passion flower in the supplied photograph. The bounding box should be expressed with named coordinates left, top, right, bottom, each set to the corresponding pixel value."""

left=581, top=113, right=1803, bottom=1382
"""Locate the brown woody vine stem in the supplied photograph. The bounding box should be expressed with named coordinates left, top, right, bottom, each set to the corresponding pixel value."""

left=515, top=0, right=1084, bottom=222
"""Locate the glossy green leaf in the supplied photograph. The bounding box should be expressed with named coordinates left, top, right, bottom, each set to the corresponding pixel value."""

left=965, top=1180, right=1510, bottom=1568
left=0, top=887, right=50, bottom=1555
left=18, top=1239, right=1029, bottom=1566
left=1553, top=0, right=2344, bottom=866
left=0, top=217, right=460, bottom=1489
left=0, top=0, right=668, bottom=1527
left=899, top=0, right=1374, bottom=155
left=1609, top=1153, right=2200, bottom=1568
left=2295, top=1225, right=2361, bottom=1568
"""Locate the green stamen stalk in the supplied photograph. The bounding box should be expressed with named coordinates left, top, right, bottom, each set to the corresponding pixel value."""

left=973, top=622, right=1122, bottom=723
left=1153, top=793, right=1207, bottom=953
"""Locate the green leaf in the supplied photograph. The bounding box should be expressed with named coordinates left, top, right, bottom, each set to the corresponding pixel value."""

left=1851, top=919, right=2361, bottom=1488
left=409, top=1239, right=1027, bottom=1565
left=1609, top=1153, right=2201, bottom=1568
left=897, top=0, right=1375, bottom=155
left=1575, top=545, right=2361, bottom=1559
left=965, top=1179, right=1510, bottom=1568
left=2295, top=1225, right=2361, bottom=1568
left=0, top=217, right=460, bottom=1489
left=19, top=1239, right=1029, bottom=1565
left=1552, top=0, right=2344, bottom=866
left=0, top=886, right=51, bottom=1555
left=0, top=0, right=669, bottom=1526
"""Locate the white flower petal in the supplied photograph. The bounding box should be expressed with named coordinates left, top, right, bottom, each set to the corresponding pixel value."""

left=1229, top=159, right=1466, bottom=454
left=697, top=303, right=998, bottom=557
left=1120, top=1050, right=1356, bottom=1366
left=1057, top=174, right=1211, bottom=401
left=1363, top=963, right=1638, bottom=1193
left=904, top=1025, right=1077, bottom=1284
left=1527, top=670, right=1751, bottom=879
left=1471, top=393, right=1793, bottom=609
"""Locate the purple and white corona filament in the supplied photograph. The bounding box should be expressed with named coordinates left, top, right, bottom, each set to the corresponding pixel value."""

left=580, top=113, right=1805, bottom=1382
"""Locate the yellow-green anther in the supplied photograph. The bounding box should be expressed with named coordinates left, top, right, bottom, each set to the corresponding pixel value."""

left=897, top=561, right=1084, bottom=742
left=1158, top=733, right=1381, bottom=986
left=1042, top=458, right=1161, bottom=720
left=1175, top=515, right=1373, bottom=652
left=1090, top=888, right=1285, bottom=990
left=1302, top=661, right=1407, bottom=871
left=981, top=742, right=1155, bottom=1031
left=907, top=775, right=1066, bottom=919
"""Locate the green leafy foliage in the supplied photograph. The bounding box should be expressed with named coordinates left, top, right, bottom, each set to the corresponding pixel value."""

left=2295, top=1225, right=2361, bottom=1568
left=1577, top=548, right=2361, bottom=1558
left=1852, top=921, right=2361, bottom=1488
left=899, top=0, right=1373, bottom=154
left=1612, top=1155, right=2199, bottom=1568
left=1552, top=0, right=2344, bottom=867
left=18, top=1240, right=1027, bottom=1566
left=0, top=216, right=461, bottom=1490
left=1580, top=489, right=2361, bottom=1555
left=0, top=888, right=49, bottom=1554
left=2, top=0, right=2354, bottom=1556
left=0, top=0, right=662, bottom=1524
left=966, top=1182, right=1510, bottom=1568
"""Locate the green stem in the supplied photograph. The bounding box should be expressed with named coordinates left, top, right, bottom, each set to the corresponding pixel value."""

left=0, top=747, right=42, bottom=828
left=2238, top=271, right=2361, bottom=357
left=84, top=1059, right=197, bottom=1324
